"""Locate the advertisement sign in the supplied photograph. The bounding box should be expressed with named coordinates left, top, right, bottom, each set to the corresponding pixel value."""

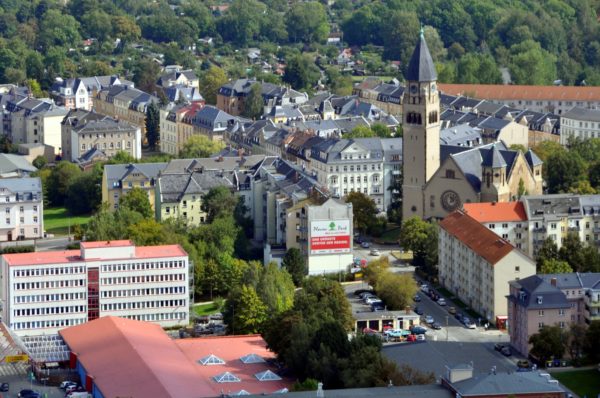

left=5, top=354, right=28, bottom=363
left=310, top=220, right=351, bottom=255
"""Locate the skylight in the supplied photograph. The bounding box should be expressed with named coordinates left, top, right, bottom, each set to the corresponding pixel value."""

left=233, top=390, right=250, bottom=396
left=213, top=372, right=241, bottom=383
left=240, top=353, right=266, bottom=364
left=255, top=370, right=282, bottom=381
left=199, top=354, right=225, bottom=365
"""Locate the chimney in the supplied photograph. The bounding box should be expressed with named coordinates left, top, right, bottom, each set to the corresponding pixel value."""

left=550, top=277, right=557, bottom=287
left=316, top=382, right=324, bottom=398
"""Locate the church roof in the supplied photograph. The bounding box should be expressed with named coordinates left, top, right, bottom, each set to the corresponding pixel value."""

left=525, top=149, right=543, bottom=167
left=482, top=145, right=507, bottom=168
left=405, top=30, right=437, bottom=82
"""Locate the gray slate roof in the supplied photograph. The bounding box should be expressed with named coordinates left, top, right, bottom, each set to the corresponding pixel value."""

left=482, top=145, right=507, bottom=168
left=0, top=177, right=42, bottom=195
left=158, top=172, right=233, bottom=202
left=563, top=106, right=600, bottom=122
left=449, top=371, right=566, bottom=396
left=440, top=124, right=482, bottom=147
left=508, top=275, right=570, bottom=310
left=0, top=154, right=37, bottom=175
left=103, top=163, right=167, bottom=189
left=405, top=32, right=437, bottom=82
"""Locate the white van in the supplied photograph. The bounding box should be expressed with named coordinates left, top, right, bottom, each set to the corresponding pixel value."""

left=67, top=392, right=91, bottom=398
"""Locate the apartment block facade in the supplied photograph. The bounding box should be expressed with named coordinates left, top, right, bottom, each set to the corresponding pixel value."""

left=0, top=240, right=190, bottom=337
left=0, top=178, right=43, bottom=241
left=439, top=210, right=536, bottom=322
left=102, top=163, right=167, bottom=210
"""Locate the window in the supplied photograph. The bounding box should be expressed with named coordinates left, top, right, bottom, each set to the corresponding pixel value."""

left=489, top=224, right=495, bottom=229
left=4, top=208, right=8, bottom=214
left=33, top=205, right=37, bottom=211
left=559, top=322, right=565, bottom=329
left=19, top=206, right=23, bottom=212
left=538, top=322, right=544, bottom=329
left=502, top=224, right=508, bottom=228
left=515, top=266, right=520, bottom=272
left=538, top=310, right=544, bottom=316
left=445, top=169, right=455, bottom=179
left=558, top=309, right=565, bottom=316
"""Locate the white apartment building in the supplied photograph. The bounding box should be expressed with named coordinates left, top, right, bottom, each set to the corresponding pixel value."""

left=560, top=107, right=600, bottom=144
left=0, top=240, right=190, bottom=337
left=439, top=210, right=536, bottom=321
left=0, top=177, right=43, bottom=241
left=309, top=137, right=402, bottom=212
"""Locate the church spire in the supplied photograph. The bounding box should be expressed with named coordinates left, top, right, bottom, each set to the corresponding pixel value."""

left=405, top=27, right=437, bottom=82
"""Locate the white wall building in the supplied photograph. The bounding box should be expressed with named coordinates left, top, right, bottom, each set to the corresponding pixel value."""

left=0, top=240, right=190, bottom=337
left=560, top=107, right=600, bottom=144
left=0, top=177, right=43, bottom=241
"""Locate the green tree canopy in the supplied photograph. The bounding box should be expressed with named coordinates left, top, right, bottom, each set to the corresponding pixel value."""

left=47, top=161, right=82, bottom=207
left=179, top=135, right=225, bottom=159
left=224, top=284, right=268, bottom=334
left=282, top=247, right=307, bottom=286
left=282, top=54, right=320, bottom=91
left=258, top=262, right=295, bottom=314
left=540, top=258, right=573, bottom=274
left=242, top=83, right=264, bottom=119
left=399, top=216, right=438, bottom=272
left=201, top=185, right=238, bottom=223
left=285, top=2, right=329, bottom=44
left=345, top=191, right=379, bottom=234
left=528, top=325, right=566, bottom=364
left=145, top=101, right=160, bottom=150
left=199, top=66, right=228, bottom=105
left=119, top=187, right=153, bottom=219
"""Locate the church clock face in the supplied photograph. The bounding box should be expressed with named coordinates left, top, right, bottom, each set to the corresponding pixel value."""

left=410, top=84, right=418, bottom=94
left=441, top=190, right=461, bottom=212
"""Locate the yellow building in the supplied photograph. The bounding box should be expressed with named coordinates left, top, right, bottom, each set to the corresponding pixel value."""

left=102, top=162, right=167, bottom=210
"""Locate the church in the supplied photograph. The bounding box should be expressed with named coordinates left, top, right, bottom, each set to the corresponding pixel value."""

left=402, top=31, right=543, bottom=220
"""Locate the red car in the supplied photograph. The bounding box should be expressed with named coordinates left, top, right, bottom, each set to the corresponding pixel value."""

left=406, top=334, right=417, bottom=342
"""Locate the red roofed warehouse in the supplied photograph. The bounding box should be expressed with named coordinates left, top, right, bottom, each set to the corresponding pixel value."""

left=59, top=316, right=291, bottom=398
left=0, top=240, right=190, bottom=337
left=438, top=210, right=535, bottom=325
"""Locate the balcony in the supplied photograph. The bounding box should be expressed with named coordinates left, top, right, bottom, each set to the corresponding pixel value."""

left=533, top=226, right=546, bottom=232
left=568, top=226, right=581, bottom=232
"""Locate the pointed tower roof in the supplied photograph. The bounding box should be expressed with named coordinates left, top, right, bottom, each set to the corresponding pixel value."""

left=482, top=145, right=507, bottom=168
left=405, top=27, right=437, bottom=82
left=525, top=149, right=543, bottom=167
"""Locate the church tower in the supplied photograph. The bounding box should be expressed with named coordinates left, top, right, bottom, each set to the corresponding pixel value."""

left=402, top=28, right=441, bottom=219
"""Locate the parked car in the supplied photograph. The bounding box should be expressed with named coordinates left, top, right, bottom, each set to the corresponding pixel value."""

left=414, top=306, right=424, bottom=315
left=18, top=390, right=40, bottom=398
left=437, top=298, right=447, bottom=306
left=464, top=318, right=477, bottom=329
left=355, top=289, right=374, bottom=297
left=365, top=297, right=381, bottom=305
left=416, top=334, right=426, bottom=341
left=405, top=334, right=417, bottom=342
left=413, top=294, right=421, bottom=302
left=455, top=312, right=464, bottom=321
left=517, top=359, right=530, bottom=369
left=420, top=284, right=429, bottom=293
left=369, top=249, right=380, bottom=256
left=432, top=322, right=443, bottom=330
left=385, top=329, right=409, bottom=338
left=448, top=306, right=456, bottom=315
left=0, top=383, right=8, bottom=392
left=410, top=325, right=427, bottom=335
left=359, top=292, right=375, bottom=299
left=424, top=315, right=435, bottom=324
left=500, top=346, right=512, bottom=356
left=60, top=382, right=77, bottom=390
left=494, top=343, right=506, bottom=351
left=361, top=241, right=370, bottom=248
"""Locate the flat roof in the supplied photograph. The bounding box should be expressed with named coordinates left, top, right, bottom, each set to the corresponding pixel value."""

left=2, top=244, right=187, bottom=266
left=80, top=240, right=133, bottom=248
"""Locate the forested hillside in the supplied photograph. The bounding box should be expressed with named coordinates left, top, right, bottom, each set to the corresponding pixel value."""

left=0, top=0, right=598, bottom=92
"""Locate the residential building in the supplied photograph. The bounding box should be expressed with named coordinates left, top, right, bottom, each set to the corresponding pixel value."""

left=462, top=202, right=529, bottom=254
left=285, top=198, right=353, bottom=275
left=58, top=317, right=291, bottom=398
left=49, top=75, right=132, bottom=111
left=560, top=106, right=600, bottom=144
left=159, top=102, right=205, bottom=156
left=1, top=95, right=68, bottom=155
left=163, top=84, right=204, bottom=103
left=507, top=273, right=600, bottom=355
left=61, top=109, right=141, bottom=161
left=441, top=364, right=567, bottom=398
left=102, top=162, right=167, bottom=210
left=0, top=240, right=190, bottom=337
left=189, top=105, right=238, bottom=141
left=17, top=143, right=54, bottom=165
left=94, top=84, right=159, bottom=139
left=438, top=210, right=536, bottom=322
left=0, top=177, right=43, bottom=241
left=156, top=172, right=234, bottom=225
left=439, top=83, right=600, bottom=115
left=309, top=137, right=403, bottom=212
left=217, top=78, right=308, bottom=116
left=401, top=33, right=543, bottom=221
left=0, top=154, right=37, bottom=178
left=156, top=69, right=199, bottom=89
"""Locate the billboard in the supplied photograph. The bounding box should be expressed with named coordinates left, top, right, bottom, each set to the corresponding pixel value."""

left=310, top=219, right=351, bottom=255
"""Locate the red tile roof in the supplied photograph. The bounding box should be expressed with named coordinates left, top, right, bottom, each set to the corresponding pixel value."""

left=2, top=244, right=187, bottom=266
left=59, top=317, right=291, bottom=398
left=439, top=83, right=600, bottom=102
left=462, top=202, right=527, bottom=223
left=439, top=210, right=514, bottom=265
left=80, top=240, right=133, bottom=248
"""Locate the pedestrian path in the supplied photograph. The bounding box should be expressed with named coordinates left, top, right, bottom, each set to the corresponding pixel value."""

left=0, top=361, right=27, bottom=376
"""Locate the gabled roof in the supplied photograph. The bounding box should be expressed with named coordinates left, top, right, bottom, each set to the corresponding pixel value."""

left=440, top=210, right=515, bottom=265
left=0, top=154, right=37, bottom=174
left=448, top=371, right=566, bottom=396
left=482, top=145, right=507, bottom=168
left=462, top=202, right=527, bottom=223
left=525, top=149, right=543, bottom=167
left=405, top=30, right=437, bottom=82
left=440, top=83, right=600, bottom=102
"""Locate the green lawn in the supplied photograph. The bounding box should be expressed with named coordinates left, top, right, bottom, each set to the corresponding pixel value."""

left=193, top=302, right=223, bottom=317
left=44, top=207, right=91, bottom=235
left=551, top=369, right=600, bottom=398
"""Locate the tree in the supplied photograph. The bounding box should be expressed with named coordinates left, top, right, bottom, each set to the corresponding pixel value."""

left=345, top=191, right=378, bottom=234
left=46, top=161, right=82, bottom=206
left=132, top=58, right=161, bottom=95
left=382, top=10, right=419, bottom=62
left=546, top=150, right=586, bottom=193
left=179, top=135, right=225, bottom=158
left=536, top=237, right=558, bottom=270
left=399, top=216, right=438, bottom=271
left=119, top=187, right=152, bottom=219
left=558, top=232, right=585, bottom=272
left=201, top=186, right=238, bottom=223
left=112, top=15, right=141, bottom=45
left=224, top=284, right=268, bottom=334
left=585, top=320, right=600, bottom=362
left=32, top=155, right=47, bottom=169
left=363, top=256, right=390, bottom=288
left=198, top=66, right=228, bottom=105
left=345, top=126, right=375, bottom=139
left=216, top=0, right=266, bottom=46
left=285, top=2, right=329, bottom=44
left=529, top=325, right=566, bottom=364
left=127, top=219, right=165, bottom=246
left=375, top=272, right=417, bottom=310
left=65, top=172, right=101, bottom=215
left=242, top=83, right=263, bottom=119
left=282, top=247, right=307, bottom=286
left=509, top=40, right=557, bottom=85
left=258, top=262, right=295, bottom=314
left=282, top=54, right=320, bottom=91
left=540, top=258, right=573, bottom=274
left=145, top=101, right=160, bottom=150
left=38, top=10, right=81, bottom=50
left=567, top=323, right=587, bottom=364
left=371, top=123, right=392, bottom=138
left=85, top=207, right=144, bottom=242
left=325, top=67, right=353, bottom=96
